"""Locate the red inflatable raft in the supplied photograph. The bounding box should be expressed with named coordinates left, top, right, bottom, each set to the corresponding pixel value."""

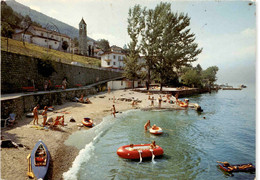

left=149, top=127, right=163, bottom=135
left=82, top=118, right=93, bottom=127
left=117, top=144, right=164, bottom=159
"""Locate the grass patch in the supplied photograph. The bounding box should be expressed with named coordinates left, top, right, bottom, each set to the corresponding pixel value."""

left=1, top=37, right=101, bottom=67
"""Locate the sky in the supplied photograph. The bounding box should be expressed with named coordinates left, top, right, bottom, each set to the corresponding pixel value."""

left=14, top=0, right=256, bottom=85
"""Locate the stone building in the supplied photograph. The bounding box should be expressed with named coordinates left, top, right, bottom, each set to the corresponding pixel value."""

left=12, top=25, right=72, bottom=52
left=78, top=18, right=95, bottom=56
left=78, top=18, right=88, bottom=55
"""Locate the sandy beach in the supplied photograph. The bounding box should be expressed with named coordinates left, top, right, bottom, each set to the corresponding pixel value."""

left=1, top=89, right=184, bottom=180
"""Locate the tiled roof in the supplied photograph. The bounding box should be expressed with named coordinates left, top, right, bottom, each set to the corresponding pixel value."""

left=101, top=51, right=126, bottom=56
left=79, top=18, right=86, bottom=25
left=31, top=25, right=71, bottom=39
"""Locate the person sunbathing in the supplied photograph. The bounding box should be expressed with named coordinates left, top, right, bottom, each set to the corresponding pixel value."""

left=52, top=115, right=64, bottom=126
left=85, top=97, right=92, bottom=104
left=79, top=95, right=84, bottom=103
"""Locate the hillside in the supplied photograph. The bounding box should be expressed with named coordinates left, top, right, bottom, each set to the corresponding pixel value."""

left=5, top=0, right=94, bottom=41
left=1, top=37, right=100, bottom=67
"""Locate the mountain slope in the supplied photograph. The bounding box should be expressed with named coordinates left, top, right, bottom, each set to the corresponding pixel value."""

left=6, top=0, right=94, bottom=41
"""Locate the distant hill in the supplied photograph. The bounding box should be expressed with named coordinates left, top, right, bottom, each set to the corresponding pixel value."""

left=5, top=0, right=94, bottom=41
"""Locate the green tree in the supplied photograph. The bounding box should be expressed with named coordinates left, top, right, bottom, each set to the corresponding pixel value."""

left=96, top=39, right=110, bottom=52
left=124, top=5, right=145, bottom=89
left=181, top=69, right=202, bottom=87
left=73, top=37, right=79, bottom=47
left=139, top=2, right=202, bottom=91
left=195, top=64, right=203, bottom=74
left=201, top=66, right=219, bottom=86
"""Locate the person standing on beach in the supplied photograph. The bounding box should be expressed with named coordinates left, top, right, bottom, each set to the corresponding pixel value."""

left=42, top=106, right=48, bottom=126
left=48, top=80, right=52, bottom=90
left=44, top=80, right=48, bottom=91
left=158, top=95, right=162, bottom=108
left=151, top=96, right=154, bottom=107
left=175, top=92, right=179, bottom=104
left=111, top=105, right=116, bottom=117
left=62, top=78, right=67, bottom=90
left=33, top=104, right=39, bottom=125
left=113, top=96, right=115, bottom=103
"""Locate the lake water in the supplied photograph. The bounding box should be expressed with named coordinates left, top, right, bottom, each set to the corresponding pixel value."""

left=63, top=86, right=256, bottom=180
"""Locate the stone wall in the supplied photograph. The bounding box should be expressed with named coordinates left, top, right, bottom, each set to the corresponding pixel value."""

left=1, top=87, right=99, bottom=120
left=1, top=51, right=122, bottom=93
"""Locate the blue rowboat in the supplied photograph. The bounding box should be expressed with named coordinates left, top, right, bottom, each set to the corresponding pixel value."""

left=31, top=140, right=50, bottom=179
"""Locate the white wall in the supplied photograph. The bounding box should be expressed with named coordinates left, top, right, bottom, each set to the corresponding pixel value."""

left=101, top=53, right=126, bottom=69
left=107, top=80, right=138, bottom=90
left=32, top=37, right=60, bottom=49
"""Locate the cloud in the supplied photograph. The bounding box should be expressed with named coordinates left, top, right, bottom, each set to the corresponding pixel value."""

left=49, top=9, right=59, bottom=16
left=196, top=27, right=256, bottom=69
left=90, top=33, right=125, bottom=47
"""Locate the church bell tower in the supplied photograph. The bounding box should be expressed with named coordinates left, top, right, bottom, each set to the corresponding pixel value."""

left=79, top=18, right=87, bottom=55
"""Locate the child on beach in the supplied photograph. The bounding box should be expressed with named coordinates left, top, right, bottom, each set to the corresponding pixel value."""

left=111, top=105, right=116, bottom=118
left=33, top=105, right=39, bottom=125
left=41, top=106, right=48, bottom=126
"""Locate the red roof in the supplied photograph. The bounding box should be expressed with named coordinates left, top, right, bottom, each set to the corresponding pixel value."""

left=101, top=51, right=125, bottom=56
left=31, top=25, right=71, bottom=39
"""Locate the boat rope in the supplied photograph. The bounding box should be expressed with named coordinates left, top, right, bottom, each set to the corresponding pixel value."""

left=138, top=150, right=142, bottom=163
left=150, top=149, right=155, bottom=163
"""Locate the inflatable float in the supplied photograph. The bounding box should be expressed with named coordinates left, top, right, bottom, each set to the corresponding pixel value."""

left=82, top=118, right=93, bottom=127
left=149, top=127, right=163, bottom=135
left=218, top=162, right=255, bottom=173
left=117, top=144, right=164, bottom=159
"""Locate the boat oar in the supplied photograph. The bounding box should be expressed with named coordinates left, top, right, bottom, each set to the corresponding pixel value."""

left=27, top=154, right=34, bottom=178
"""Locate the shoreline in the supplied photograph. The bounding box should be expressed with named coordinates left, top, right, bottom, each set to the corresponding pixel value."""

left=1, top=89, right=200, bottom=179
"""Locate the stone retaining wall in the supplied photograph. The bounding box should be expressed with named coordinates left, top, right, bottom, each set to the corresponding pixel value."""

left=1, top=87, right=99, bottom=120
left=1, top=51, right=122, bottom=93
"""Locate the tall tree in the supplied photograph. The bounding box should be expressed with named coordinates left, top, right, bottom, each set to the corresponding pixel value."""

left=124, top=5, right=145, bottom=89
left=139, top=2, right=202, bottom=91
left=201, top=66, right=219, bottom=86
left=96, top=39, right=110, bottom=52
left=181, top=69, right=202, bottom=88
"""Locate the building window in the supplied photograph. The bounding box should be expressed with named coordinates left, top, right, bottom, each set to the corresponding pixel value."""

left=62, top=38, right=64, bottom=41
left=118, top=56, right=121, bottom=60
left=107, top=62, right=110, bottom=65
left=113, top=62, right=116, bottom=65
left=45, top=40, right=47, bottom=42
left=55, top=42, right=57, bottom=44
left=113, top=55, right=116, bottom=59
left=41, top=33, right=43, bottom=36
